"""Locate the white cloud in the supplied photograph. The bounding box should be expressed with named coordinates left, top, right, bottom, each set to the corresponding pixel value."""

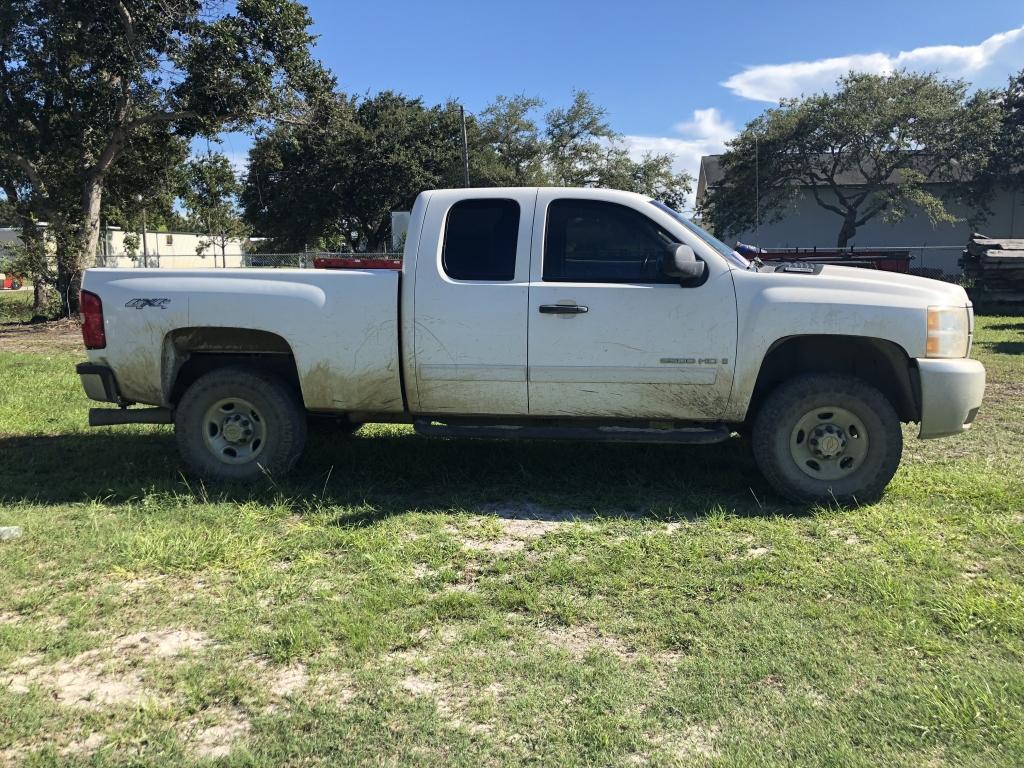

left=622, top=107, right=737, bottom=208
left=723, top=25, right=1024, bottom=103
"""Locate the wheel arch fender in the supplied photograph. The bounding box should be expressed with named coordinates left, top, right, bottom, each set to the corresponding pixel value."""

left=740, top=334, right=919, bottom=425
left=162, top=327, right=302, bottom=406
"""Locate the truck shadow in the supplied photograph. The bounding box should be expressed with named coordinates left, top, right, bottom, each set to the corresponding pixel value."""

left=0, top=429, right=801, bottom=520
left=987, top=341, right=1024, bottom=355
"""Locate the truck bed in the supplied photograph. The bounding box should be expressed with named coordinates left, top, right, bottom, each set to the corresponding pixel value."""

left=81, top=268, right=404, bottom=413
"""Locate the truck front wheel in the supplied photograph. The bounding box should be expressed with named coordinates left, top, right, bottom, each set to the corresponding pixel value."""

left=752, top=374, right=902, bottom=505
left=175, top=367, right=307, bottom=482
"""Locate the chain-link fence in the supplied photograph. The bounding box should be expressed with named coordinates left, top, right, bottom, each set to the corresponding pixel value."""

left=240, top=252, right=403, bottom=268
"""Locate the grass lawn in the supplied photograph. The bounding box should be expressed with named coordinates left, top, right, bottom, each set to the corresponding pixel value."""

left=1, top=284, right=1023, bottom=766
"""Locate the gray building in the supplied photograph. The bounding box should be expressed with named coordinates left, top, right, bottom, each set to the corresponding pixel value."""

left=697, top=155, right=1024, bottom=276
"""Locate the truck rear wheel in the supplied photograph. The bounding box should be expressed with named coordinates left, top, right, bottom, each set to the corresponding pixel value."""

left=752, top=374, right=902, bottom=505
left=175, top=367, right=307, bottom=482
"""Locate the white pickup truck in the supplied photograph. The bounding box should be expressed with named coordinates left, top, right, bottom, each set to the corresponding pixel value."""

left=76, top=187, right=985, bottom=503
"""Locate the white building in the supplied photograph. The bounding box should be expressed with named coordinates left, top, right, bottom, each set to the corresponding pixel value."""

left=0, top=225, right=249, bottom=269
left=96, top=227, right=248, bottom=268
left=697, top=154, right=1024, bottom=277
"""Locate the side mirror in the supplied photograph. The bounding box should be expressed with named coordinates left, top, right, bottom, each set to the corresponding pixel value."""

left=661, top=244, right=706, bottom=280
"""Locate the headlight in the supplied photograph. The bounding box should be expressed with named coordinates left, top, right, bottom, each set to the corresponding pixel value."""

left=926, top=306, right=969, bottom=358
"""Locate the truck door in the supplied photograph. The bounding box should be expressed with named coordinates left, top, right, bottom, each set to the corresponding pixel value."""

left=412, top=189, right=536, bottom=415
left=527, top=192, right=738, bottom=420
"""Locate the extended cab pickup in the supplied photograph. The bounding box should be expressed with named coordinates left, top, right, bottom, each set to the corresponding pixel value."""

left=76, top=187, right=985, bottom=503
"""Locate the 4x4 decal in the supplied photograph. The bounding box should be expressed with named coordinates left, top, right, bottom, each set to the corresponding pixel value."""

left=125, top=298, right=171, bottom=310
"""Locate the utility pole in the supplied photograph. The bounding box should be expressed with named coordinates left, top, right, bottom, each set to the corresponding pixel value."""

left=137, top=193, right=149, bottom=267
left=754, top=134, right=760, bottom=243
left=460, top=105, right=470, bottom=187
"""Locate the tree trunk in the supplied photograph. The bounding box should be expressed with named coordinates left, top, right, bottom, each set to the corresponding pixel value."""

left=18, top=225, right=51, bottom=316
left=56, top=178, right=104, bottom=316
left=836, top=213, right=858, bottom=248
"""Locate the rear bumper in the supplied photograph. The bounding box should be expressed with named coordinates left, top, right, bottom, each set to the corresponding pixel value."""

left=77, top=362, right=172, bottom=425
left=76, top=362, right=121, bottom=404
left=916, top=358, right=986, bottom=439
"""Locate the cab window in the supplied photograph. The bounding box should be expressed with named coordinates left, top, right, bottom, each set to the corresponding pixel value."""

left=442, top=199, right=520, bottom=281
left=543, top=199, right=677, bottom=283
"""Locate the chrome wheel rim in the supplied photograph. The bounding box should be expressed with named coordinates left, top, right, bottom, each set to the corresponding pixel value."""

left=789, top=405, right=869, bottom=481
left=201, top=397, right=266, bottom=465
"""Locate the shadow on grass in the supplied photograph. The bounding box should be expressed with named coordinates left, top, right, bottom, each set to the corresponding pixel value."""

left=981, top=340, right=1024, bottom=355
left=0, top=428, right=800, bottom=520
left=973, top=305, right=1024, bottom=318
left=986, top=322, right=1024, bottom=332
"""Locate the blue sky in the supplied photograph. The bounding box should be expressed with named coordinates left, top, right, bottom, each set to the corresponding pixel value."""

left=216, top=0, right=1024, bottom=195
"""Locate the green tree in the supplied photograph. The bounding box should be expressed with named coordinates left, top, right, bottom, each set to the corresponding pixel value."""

left=993, top=70, right=1024, bottom=190
left=542, top=91, right=690, bottom=205
left=699, top=71, right=1001, bottom=247
left=183, top=153, right=250, bottom=267
left=100, top=128, right=191, bottom=238
left=243, top=90, right=693, bottom=252
left=244, top=92, right=472, bottom=252
left=972, top=70, right=1024, bottom=207
left=0, top=172, right=53, bottom=314
left=0, top=0, right=329, bottom=314
left=476, top=95, right=547, bottom=185
left=544, top=91, right=619, bottom=187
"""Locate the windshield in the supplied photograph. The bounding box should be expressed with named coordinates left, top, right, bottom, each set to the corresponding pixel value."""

left=650, top=200, right=750, bottom=269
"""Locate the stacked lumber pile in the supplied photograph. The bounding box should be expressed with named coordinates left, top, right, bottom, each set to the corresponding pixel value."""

left=960, top=234, right=1024, bottom=304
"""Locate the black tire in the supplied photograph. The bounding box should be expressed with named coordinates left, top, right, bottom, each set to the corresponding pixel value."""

left=174, top=366, right=307, bottom=482
left=752, top=374, right=902, bottom=505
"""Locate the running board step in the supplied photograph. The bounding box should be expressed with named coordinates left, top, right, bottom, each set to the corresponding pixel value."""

left=413, top=420, right=731, bottom=444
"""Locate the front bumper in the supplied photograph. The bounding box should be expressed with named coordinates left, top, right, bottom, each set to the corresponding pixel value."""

left=917, top=358, right=986, bottom=439
left=76, top=362, right=121, bottom=404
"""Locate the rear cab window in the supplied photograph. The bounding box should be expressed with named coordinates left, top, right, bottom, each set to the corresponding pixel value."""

left=442, top=199, right=520, bottom=281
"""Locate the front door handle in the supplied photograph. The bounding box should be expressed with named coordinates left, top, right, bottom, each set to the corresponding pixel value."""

left=539, top=304, right=589, bottom=315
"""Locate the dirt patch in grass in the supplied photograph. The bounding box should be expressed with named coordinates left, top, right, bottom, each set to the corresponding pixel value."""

left=400, top=671, right=494, bottom=735
left=541, top=625, right=681, bottom=665
left=1, top=730, right=105, bottom=764
left=0, top=317, right=82, bottom=353
left=61, top=732, right=106, bottom=757
left=726, top=544, right=772, bottom=560
left=462, top=536, right=526, bottom=556
left=456, top=501, right=597, bottom=557
left=2, top=628, right=211, bottom=709
left=412, top=563, right=436, bottom=580
left=111, top=628, right=210, bottom=657
left=268, top=662, right=308, bottom=697
left=963, top=561, right=989, bottom=580
left=5, top=654, right=150, bottom=709
left=647, top=724, right=721, bottom=761
left=477, top=500, right=595, bottom=528
left=310, top=670, right=357, bottom=706
left=187, top=707, right=251, bottom=759
left=443, top=564, right=480, bottom=593
left=401, top=672, right=439, bottom=697
left=828, top=529, right=862, bottom=546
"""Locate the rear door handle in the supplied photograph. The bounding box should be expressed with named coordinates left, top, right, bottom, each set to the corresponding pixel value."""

left=539, top=304, right=589, bottom=315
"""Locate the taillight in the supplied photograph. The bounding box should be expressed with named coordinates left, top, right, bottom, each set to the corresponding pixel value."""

left=80, top=290, right=106, bottom=349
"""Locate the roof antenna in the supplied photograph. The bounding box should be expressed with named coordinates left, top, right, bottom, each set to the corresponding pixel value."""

left=460, top=105, right=471, bottom=188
